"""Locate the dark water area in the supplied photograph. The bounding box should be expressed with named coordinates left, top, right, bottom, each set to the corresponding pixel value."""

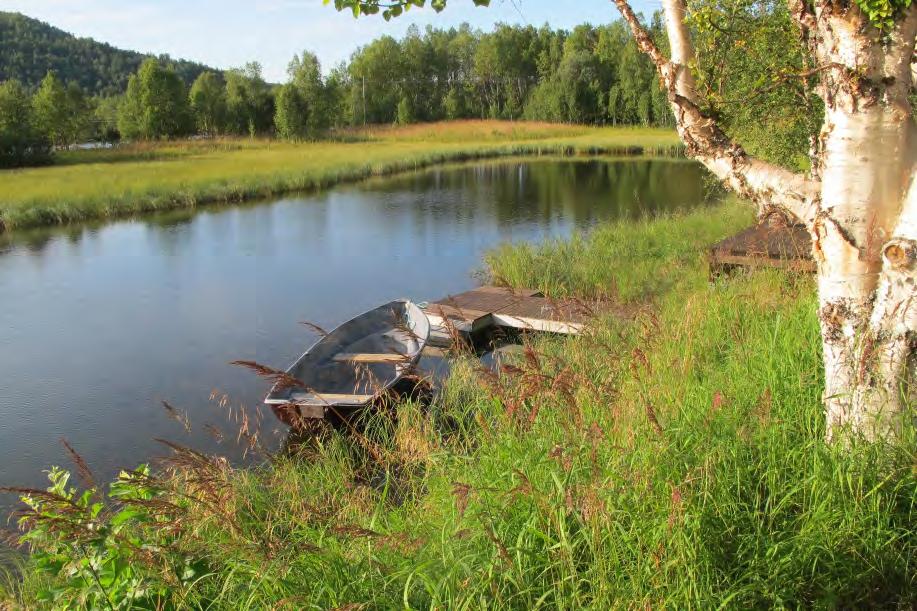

left=0, top=157, right=720, bottom=509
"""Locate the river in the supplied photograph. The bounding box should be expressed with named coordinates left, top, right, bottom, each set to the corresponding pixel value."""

left=0, top=157, right=719, bottom=503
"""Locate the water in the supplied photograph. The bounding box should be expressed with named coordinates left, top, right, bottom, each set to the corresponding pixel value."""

left=0, top=157, right=718, bottom=501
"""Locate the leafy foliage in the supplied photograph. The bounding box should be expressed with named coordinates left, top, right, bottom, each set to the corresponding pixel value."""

left=0, top=79, right=50, bottom=168
left=91, top=95, right=122, bottom=143
left=274, top=83, right=308, bottom=139
left=325, top=0, right=491, bottom=21
left=285, top=52, right=336, bottom=137
left=224, top=63, right=274, bottom=138
left=343, top=22, right=672, bottom=127
left=189, top=72, right=227, bottom=136
left=118, top=59, right=193, bottom=140
left=32, top=71, right=91, bottom=146
left=688, top=0, right=823, bottom=169
left=854, top=0, right=913, bottom=30
left=12, top=465, right=203, bottom=609
left=329, top=0, right=910, bottom=169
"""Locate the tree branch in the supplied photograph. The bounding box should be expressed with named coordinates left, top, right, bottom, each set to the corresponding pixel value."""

left=613, top=0, right=822, bottom=225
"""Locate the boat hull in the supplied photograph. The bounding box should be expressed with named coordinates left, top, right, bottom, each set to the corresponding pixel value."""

left=264, top=299, right=430, bottom=423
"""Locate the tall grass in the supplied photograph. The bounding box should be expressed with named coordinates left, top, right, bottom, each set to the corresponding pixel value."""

left=0, top=121, right=681, bottom=232
left=485, top=197, right=753, bottom=301
left=4, top=200, right=914, bottom=609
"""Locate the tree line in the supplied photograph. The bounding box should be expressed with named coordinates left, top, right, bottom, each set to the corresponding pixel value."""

left=342, top=20, right=670, bottom=127
left=1, top=18, right=686, bottom=168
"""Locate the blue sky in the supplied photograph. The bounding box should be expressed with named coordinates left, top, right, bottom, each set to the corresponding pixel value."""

left=0, top=0, right=658, bottom=82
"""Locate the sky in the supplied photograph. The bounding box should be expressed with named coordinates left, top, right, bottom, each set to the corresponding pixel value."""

left=0, top=0, right=657, bottom=82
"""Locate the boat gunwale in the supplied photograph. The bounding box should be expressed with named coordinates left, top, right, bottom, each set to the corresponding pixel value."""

left=263, top=298, right=429, bottom=408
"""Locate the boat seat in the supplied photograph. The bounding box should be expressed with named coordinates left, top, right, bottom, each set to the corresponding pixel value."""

left=332, top=353, right=407, bottom=363
left=289, top=392, right=376, bottom=405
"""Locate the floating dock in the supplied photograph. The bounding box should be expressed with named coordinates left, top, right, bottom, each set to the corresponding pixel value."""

left=422, top=286, right=608, bottom=345
left=709, top=222, right=814, bottom=277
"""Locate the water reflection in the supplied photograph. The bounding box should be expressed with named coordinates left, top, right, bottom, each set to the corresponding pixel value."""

left=0, top=157, right=721, bottom=506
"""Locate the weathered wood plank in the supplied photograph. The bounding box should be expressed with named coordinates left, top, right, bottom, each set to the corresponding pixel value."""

left=474, top=286, right=543, bottom=297
left=425, top=286, right=612, bottom=337
left=711, top=253, right=816, bottom=272
left=332, top=353, right=407, bottom=363
left=709, top=222, right=814, bottom=276
left=290, top=392, right=376, bottom=403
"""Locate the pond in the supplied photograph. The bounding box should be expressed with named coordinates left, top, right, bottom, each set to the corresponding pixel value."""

left=0, top=157, right=720, bottom=503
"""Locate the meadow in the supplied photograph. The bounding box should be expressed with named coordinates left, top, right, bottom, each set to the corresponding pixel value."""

left=4, top=198, right=914, bottom=609
left=0, top=121, right=680, bottom=232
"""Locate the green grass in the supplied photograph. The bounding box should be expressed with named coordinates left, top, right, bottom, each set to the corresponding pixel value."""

left=0, top=120, right=680, bottom=232
left=484, top=199, right=752, bottom=302
left=5, top=200, right=915, bottom=609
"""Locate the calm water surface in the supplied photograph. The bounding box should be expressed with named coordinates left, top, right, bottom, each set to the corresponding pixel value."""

left=0, top=157, right=718, bottom=501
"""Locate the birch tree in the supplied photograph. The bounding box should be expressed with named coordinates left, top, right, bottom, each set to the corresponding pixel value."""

left=328, top=0, right=917, bottom=442
left=618, top=0, right=916, bottom=444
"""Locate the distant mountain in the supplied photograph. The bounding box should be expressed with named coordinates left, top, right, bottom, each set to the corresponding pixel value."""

left=0, top=12, right=218, bottom=97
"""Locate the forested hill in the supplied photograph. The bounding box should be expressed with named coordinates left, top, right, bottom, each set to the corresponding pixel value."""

left=0, top=12, right=216, bottom=96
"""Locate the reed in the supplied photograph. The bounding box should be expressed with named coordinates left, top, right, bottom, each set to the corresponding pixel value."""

left=5, top=200, right=914, bottom=609
left=0, top=121, right=680, bottom=232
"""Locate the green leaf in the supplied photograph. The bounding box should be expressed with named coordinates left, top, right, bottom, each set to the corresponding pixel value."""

left=110, top=507, right=145, bottom=528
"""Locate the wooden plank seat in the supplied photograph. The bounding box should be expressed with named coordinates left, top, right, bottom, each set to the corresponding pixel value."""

left=289, top=392, right=376, bottom=404
left=332, top=353, right=408, bottom=363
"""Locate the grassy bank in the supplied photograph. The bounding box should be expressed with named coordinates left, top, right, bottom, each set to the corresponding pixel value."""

left=0, top=121, right=680, bottom=232
left=4, top=201, right=915, bottom=609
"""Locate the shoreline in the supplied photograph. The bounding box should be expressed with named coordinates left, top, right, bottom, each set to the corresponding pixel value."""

left=0, top=122, right=682, bottom=232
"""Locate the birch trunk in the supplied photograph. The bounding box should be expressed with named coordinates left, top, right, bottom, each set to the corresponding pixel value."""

left=812, top=4, right=917, bottom=440
left=615, top=0, right=917, bottom=441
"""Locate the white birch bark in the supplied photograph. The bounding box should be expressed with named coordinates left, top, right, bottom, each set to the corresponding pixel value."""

left=810, top=3, right=915, bottom=440
left=614, top=0, right=917, bottom=440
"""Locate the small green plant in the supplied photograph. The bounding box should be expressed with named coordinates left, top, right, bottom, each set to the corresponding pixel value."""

left=9, top=465, right=202, bottom=609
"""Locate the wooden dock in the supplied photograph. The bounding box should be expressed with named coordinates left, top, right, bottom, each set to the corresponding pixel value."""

left=422, top=286, right=607, bottom=345
left=709, top=222, right=814, bottom=276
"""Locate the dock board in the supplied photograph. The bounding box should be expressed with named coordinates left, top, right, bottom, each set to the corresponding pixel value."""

left=423, top=286, right=606, bottom=342
left=709, top=222, right=814, bottom=276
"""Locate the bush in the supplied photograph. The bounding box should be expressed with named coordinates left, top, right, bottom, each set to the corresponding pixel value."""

left=0, top=79, right=52, bottom=168
left=396, top=95, right=415, bottom=126
left=118, top=59, right=193, bottom=140
left=274, top=83, right=307, bottom=140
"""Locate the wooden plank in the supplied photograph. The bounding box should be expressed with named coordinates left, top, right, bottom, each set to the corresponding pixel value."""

left=710, top=223, right=814, bottom=274
left=427, top=302, right=492, bottom=322
left=474, top=286, right=543, bottom=297
left=290, top=392, right=375, bottom=404
left=712, top=253, right=816, bottom=272
left=492, top=313, right=584, bottom=334
left=425, top=312, right=473, bottom=334
left=425, top=286, right=612, bottom=337
left=333, top=353, right=406, bottom=363
left=267, top=402, right=327, bottom=420
left=431, top=289, right=520, bottom=313
left=499, top=298, right=592, bottom=324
